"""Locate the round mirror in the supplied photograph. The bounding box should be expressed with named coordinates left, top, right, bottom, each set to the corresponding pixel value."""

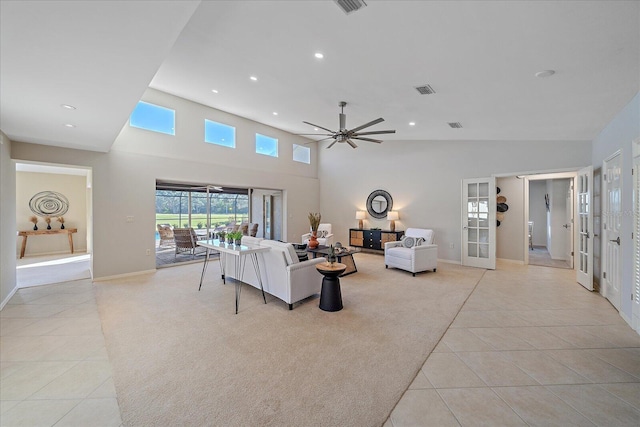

left=366, top=189, right=393, bottom=219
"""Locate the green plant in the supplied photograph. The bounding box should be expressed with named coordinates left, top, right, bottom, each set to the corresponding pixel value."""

left=217, top=230, right=227, bottom=238
left=228, top=231, right=243, bottom=242
left=308, top=212, right=321, bottom=232
left=183, top=223, right=189, bottom=228
left=197, top=222, right=203, bottom=229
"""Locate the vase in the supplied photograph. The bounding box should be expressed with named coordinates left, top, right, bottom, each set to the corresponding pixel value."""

left=308, top=231, right=319, bottom=249
left=33, top=224, right=38, bottom=231
left=235, top=238, right=242, bottom=245
left=47, top=224, right=51, bottom=230
left=60, top=224, right=65, bottom=229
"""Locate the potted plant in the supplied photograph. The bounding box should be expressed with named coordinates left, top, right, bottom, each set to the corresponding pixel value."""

left=44, top=216, right=52, bottom=230
left=57, top=216, right=65, bottom=229
left=30, top=216, right=38, bottom=230
left=327, top=244, right=336, bottom=266
left=217, top=230, right=227, bottom=242
left=307, top=212, right=321, bottom=249
left=230, top=231, right=243, bottom=245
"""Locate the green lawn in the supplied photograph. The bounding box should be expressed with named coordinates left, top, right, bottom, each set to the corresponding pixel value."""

left=155, top=213, right=248, bottom=230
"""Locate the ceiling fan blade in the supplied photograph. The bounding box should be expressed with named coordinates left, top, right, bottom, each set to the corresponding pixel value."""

left=348, top=117, right=384, bottom=133
left=346, top=139, right=358, bottom=148
left=326, top=140, right=338, bottom=149
left=352, top=136, right=383, bottom=143
left=297, top=132, right=333, bottom=136
left=305, top=137, right=334, bottom=145
left=352, top=129, right=396, bottom=136
left=302, top=121, right=335, bottom=134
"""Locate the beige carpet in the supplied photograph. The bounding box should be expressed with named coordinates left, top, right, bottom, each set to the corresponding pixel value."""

left=94, top=253, right=485, bottom=426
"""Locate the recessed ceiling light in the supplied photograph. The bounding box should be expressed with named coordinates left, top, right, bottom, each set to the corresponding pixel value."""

left=409, top=122, right=416, bottom=126
left=273, top=112, right=278, bottom=116
left=535, top=70, right=556, bottom=78
left=60, top=104, right=76, bottom=110
left=314, top=52, right=324, bottom=59
left=64, top=123, right=76, bottom=128
left=211, top=89, right=218, bottom=93
left=250, top=76, right=258, bottom=81
left=314, top=127, right=319, bottom=131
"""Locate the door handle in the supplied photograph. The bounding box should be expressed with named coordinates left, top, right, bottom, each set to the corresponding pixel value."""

left=609, top=236, right=620, bottom=245
left=563, top=224, right=570, bottom=228
left=463, top=226, right=468, bottom=230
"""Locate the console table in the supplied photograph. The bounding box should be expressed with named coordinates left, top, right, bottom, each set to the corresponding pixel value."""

left=197, top=239, right=270, bottom=314
left=349, top=229, right=404, bottom=251
left=18, top=228, right=78, bottom=259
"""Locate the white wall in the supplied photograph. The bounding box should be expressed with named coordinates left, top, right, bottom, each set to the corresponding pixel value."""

left=16, top=172, right=88, bottom=256
left=0, top=132, right=17, bottom=306
left=496, top=176, right=525, bottom=262
left=592, top=92, right=640, bottom=322
left=529, top=180, right=547, bottom=247
left=319, top=139, right=592, bottom=263
left=11, top=90, right=320, bottom=279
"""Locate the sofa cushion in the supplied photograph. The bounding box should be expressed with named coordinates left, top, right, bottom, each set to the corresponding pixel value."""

left=386, top=246, right=413, bottom=260
left=405, top=228, right=434, bottom=244
left=260, top=240, right=299, bottom=265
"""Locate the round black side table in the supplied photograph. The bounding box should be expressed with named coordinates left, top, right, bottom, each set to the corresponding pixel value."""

left=316, top=262, right=346, bottom=312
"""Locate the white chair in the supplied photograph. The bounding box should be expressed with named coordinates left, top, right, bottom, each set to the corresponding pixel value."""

left=384, top=228, right=437, bottom=276
left=302, top=223, right=334, bottom=246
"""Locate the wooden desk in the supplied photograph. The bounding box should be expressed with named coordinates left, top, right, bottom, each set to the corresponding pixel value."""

left=18, top=228, right=78, bottom=259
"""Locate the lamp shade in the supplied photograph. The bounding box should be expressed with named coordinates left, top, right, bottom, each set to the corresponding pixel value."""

left=387, top=211, right=399, bottom=220
left=355, top=211, right=366, bottom=220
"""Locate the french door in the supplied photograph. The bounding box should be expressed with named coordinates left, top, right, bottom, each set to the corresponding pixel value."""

left=633, top=140, right=640, bottom=332
left=576, top=166, right=594, bottom=290
left=462, top=177, right=496, bottom=269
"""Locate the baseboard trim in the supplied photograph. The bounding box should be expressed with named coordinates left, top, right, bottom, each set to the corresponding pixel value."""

left=93, top=269, right=156, bottom=282
left=0, top=286, right=19, bottom=311
left=620, top=310, right=633, bottom=328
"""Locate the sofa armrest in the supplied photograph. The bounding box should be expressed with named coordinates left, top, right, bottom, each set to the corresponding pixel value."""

left=413, top=243, right=437, bottom=252
left=288, top=257, right=325, bottom=272
left=301, top=232, right=312, bottom=241
left=385, top=241, right=403, bottom=250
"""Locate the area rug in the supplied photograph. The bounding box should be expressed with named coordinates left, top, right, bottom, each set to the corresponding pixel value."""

left=94, top=253, right=484, bottom=426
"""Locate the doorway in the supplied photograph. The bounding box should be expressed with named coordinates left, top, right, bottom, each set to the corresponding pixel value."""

left=528, top=177, right=573, bottom=269
left=15, top=162, right=93, bottom=287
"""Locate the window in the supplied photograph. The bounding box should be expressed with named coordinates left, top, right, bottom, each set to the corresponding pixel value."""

left=205, top=120, right=236, bottom=148
left=129, top=101, right=175, bottom=135
left=293, top=144, right=310, bottom=164
left=256, top=133, right=278, bottom=157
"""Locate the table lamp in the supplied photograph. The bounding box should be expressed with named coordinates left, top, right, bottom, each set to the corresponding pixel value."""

left=387, top=211, right=399, bottom=232
left=355, top=210, right=366, bottom=229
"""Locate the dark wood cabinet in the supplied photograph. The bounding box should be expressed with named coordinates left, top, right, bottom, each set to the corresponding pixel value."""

left=349, top=228, right=404, bottom=251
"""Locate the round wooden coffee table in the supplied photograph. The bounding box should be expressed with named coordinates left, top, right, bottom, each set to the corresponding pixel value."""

left=316, top=262, right=346, bottom=312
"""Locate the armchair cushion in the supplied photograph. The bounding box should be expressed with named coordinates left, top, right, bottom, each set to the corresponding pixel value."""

left=385, top=228, right=437, bottom=276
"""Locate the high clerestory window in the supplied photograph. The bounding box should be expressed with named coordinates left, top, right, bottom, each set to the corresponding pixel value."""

left=205, top=119, right=236, bottom=148
left=129, top=101, right=175, bottom=135
left=255, top=133, right=278, bottom=157
left=292, top=144, right=310, bottom=164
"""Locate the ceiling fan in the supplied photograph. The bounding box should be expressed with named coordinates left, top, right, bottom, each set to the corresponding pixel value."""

left=300, top=101, right=396, bottom=149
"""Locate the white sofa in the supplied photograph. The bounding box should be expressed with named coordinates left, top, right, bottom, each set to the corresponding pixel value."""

left=302, top=223, right=334, bottom=246
left=223, top=237, right=325, bottom=310
left=384, top=228, right=437, bottom=276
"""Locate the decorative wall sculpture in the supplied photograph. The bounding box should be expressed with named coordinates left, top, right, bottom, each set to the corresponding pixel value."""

left=29, top=191, right=70, bottom=217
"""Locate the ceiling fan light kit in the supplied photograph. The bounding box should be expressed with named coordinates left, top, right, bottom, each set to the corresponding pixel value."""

left=301, top=101, right=396, bottom=149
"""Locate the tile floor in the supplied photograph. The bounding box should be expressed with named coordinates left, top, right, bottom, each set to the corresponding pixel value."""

left=2, top=262, right=639, bottom=426
left=387, top=263, right=640, bottom=426
left=0, top=279, right=122, bottom=427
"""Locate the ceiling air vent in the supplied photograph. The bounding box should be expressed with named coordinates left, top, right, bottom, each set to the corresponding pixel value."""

left=448, top=122, right=463, bottom=129
left=334, top=0, right=367, bottom=15
left=415, top=84, right=435, bottom=95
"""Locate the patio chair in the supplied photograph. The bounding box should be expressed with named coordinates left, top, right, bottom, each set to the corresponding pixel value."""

left=173, top=228, right=207, bottom=258
left=157, top=224, right=175, bottom=248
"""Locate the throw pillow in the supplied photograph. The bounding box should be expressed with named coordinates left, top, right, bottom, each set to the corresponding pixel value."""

left=319, top=230, right=327, bottom=238
left=402, top=236, right=415, bottom=248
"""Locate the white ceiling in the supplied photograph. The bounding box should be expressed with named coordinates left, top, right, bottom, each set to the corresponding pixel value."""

left=1, top=1, right=639, bottom=153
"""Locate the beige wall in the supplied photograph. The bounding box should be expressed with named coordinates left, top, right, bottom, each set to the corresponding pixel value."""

left=16, top=172, right=88, bottom=256
left=496, top=176, right=525, bottom=262
left=0, top=132, right=16, bottom=307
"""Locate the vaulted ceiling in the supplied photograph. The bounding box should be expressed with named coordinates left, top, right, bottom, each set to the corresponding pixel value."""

left=1, top=1, right=638, bottom=153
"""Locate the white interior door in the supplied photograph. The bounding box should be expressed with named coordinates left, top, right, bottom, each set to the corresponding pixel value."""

left=462, top=177, right=496, bottom=269
left=603, top=152, right=622, bottom=310
left=576, top=166, right=594, bottom=290
left=564, top=181, right=574, bottom=268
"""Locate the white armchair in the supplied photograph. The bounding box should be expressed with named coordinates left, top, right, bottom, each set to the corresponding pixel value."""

left=302, top=223, right=334, bottom=246
left=384, top=228, right=437, bottom=276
